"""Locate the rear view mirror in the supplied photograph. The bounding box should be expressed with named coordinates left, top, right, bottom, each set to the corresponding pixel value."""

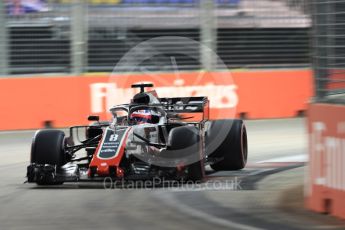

left=88, top=115, right=99, bottom=121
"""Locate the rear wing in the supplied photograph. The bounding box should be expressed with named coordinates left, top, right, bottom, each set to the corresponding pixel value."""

left=159, top=96, right=210, bottom=121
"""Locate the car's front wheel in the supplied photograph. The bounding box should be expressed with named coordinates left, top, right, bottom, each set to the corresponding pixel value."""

left=30, top=129, right=67, bottom=185
left=168, top=126, right=204, bottom=181
left=207, top=119, right=248, bottom=171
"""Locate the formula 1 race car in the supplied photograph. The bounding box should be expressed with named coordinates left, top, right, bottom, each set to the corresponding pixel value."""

left=27, top=83, right=248, bottom=185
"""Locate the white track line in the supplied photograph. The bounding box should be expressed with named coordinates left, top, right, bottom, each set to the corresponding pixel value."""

left=0, top=130, right=36, bottom=135
left=257, top=154, right=308, bottom=164
left=154, top=192, right=264, bottom=230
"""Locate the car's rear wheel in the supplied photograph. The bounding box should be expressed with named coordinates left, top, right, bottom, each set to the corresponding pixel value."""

left=31, top=129, right=66, bottom=185
left=207, top=119, right=248, bottom=171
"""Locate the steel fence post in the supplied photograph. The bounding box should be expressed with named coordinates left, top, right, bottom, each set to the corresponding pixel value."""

left=312, top=0, right=329, bottom=99
left=0, top=0, right=9, bottom=76
left=200, top=0, right=217, bottom=71
left=71, top=0, right=87, bottom=75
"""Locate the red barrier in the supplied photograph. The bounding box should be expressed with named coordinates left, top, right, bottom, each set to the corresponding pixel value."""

left=306, top=103, right=345, bottom=219
left=0, top=70, right=313, bottom=130
left=328, top=69, right=345, bottom=90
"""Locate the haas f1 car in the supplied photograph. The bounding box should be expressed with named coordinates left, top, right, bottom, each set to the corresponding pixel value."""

left=27, top=84, right=248, bottom=185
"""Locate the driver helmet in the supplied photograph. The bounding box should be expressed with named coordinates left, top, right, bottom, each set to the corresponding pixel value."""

left=130, top=110, right=153, bottom=124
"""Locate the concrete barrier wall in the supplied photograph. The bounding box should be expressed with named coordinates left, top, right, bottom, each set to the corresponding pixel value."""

left=0, top=69, right=313, bottom=130
left=306, top=103, right=345, bottom=219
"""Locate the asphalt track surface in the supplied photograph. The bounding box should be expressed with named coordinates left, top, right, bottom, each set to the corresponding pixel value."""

left=0, top=118, right=344, bottom=230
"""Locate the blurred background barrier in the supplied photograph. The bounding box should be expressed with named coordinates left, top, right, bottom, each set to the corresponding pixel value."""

left=306, top=104, right=345, bottom=220
left=0, top=0, right=310, bottom=74
left=0, top=70, right=312, bottom=130
left=306, top=0, right=345, bottom=220
left=0, top=0, right=314, bottom=130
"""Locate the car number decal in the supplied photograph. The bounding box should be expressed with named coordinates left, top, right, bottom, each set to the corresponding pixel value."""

left=98, top=127, right=129, bottom=159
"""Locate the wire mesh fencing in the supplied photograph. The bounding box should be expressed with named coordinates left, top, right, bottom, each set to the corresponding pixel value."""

left=311, top=0, right=345, bottom=101
left=0, top=0, right=311, bottom=76
left=3, top=1, right=71, bottom=74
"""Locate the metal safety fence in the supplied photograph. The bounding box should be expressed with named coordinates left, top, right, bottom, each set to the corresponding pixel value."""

left=0, top=0, right=311, bottom=75
left=310, top=0, right=345, bottom=101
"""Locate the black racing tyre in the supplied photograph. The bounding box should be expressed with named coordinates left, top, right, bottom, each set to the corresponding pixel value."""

left=187, top=160, right=204, bottom=182
left=207, top=119, right=248, bottom=171
left=31, top=129, right=66, bottom=166
left=168, top=126, right=204, bottom=181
